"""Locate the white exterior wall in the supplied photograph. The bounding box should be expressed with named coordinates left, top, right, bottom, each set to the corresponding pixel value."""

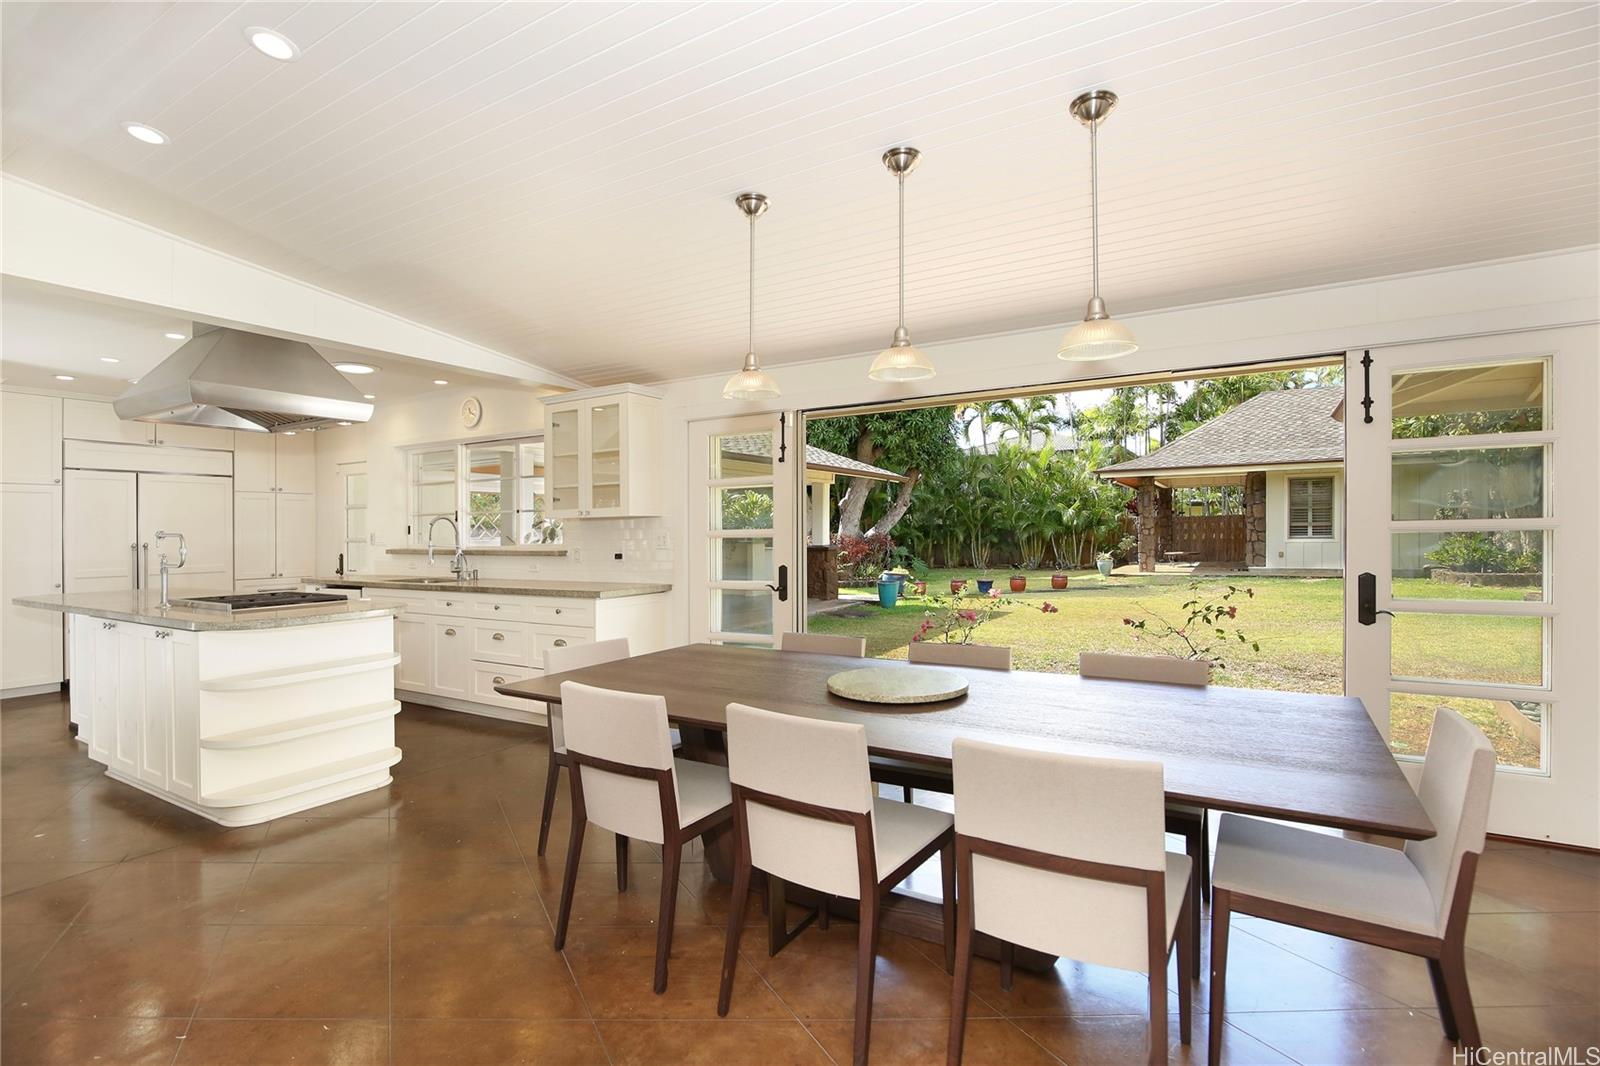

left=1264, top=468, right=1343, bottom=571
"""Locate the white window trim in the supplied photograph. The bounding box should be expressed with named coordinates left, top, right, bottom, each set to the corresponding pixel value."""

left=405, top=434, right=546, bottom=547
left=1287, top=475, right=1336, bottom=540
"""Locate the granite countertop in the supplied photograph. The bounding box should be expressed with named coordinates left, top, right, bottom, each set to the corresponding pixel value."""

left=11, top=591, right=401, bottom=632
left=310, top=576, right=672, bottom=599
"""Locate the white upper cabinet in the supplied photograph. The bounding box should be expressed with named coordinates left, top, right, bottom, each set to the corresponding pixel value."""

left=233, top=430, right=314, bottom=493
left=541, top=385, right=661, bottom=518
left=62, top=399, right=232, bottom=451
left=2, top=392, right=63, bottom=484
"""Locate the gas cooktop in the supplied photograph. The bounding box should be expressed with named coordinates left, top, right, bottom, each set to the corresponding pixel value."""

left=173, top=592, right=349, bottom=613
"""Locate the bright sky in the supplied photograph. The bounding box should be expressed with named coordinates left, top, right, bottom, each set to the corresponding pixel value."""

left=957, top=380, right=1199, bottom=452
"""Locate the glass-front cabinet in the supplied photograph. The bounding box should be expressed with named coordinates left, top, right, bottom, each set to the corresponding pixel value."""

left=540, top=384, right=662, bottom=519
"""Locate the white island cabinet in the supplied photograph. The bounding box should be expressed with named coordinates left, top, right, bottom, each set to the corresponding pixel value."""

left=13, top=591, right=403, bottom=826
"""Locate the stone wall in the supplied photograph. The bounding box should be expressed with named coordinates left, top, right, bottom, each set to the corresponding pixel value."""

left=1136, top=479, right=1159, bottom=572
left=1245, top=471, right=1267, bottom=568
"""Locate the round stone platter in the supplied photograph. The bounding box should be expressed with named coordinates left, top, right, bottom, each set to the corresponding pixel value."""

left=827, top=666, right=969, bottom=705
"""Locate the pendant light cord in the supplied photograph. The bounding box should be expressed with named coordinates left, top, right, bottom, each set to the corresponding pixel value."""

left=747, top=210, right=756, bottom=355
left=1089, top=115, right=1100, bottom=300
left=897, top=170, right=907, bottom=332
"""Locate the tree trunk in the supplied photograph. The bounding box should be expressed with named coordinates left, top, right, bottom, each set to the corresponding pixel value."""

left=865, top=470, right=921, bottom=539
left=835, top=477, right=870, bottom=540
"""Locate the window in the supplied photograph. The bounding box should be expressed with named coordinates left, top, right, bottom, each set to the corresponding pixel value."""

left=1287, top=477, right=1334, bottom=538
left=406, top=436, right=551, bottom=547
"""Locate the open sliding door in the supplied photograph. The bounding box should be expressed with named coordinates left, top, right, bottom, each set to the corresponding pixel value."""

left=688, top=413, right=799, bottom=647
left=1345, top=327, right=1598, bottom=847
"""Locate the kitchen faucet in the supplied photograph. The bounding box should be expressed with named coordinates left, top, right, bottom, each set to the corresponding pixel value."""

left=154, top=530, right=187, bottom=609
left=426, top=516, right=470, bottom=580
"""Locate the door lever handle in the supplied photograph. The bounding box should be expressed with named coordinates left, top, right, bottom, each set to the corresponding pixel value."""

left=765, top=564, right=789, bottom=603
left=1357, top=572, right=1394, bottom=626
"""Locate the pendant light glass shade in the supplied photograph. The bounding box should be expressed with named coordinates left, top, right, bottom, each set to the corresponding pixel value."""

left=722, top=192, right=780, bottom=400
left=1060, top=90, right=1137, bottom=362
left=869, top=147, right=934, bottom=383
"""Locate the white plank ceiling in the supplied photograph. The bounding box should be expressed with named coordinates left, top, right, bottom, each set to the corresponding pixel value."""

left=3, top=2, right=1596, bottom=386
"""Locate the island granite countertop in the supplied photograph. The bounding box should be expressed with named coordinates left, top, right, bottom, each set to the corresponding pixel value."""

left=12, top=591, right=402, bottom=632
left=310, top=576, right=672, bottom=599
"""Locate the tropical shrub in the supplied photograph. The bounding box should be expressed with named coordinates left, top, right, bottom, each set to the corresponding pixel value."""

left=1122, top=581, right=1259, bottom=669
left=837, top=532, right=895, bottom=584
left=1425, top=532, right=1539, bottom=574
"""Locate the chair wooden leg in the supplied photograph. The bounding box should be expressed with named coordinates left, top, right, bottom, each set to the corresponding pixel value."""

left=1197, top=809, right=1211, bottom=904
left=1188, top=852, right=1203, bottom=982
left=717, top=856, right=753, bottom=1017
left=536, top=749, right=561, bottom=857
left=767, top=873, right=786, bottom=956
left=552, top=804, right=586, bottom=951
left=999, top=940, right=1014, bottom=991
left=903, top=785, right=913, bottom=802
left=1148, top=937, right=1169, bottom=1066
left=1426, top=957, right=1460, bottom=1041
left=1439, top=939, right=1480, bottom=1049
left=615, top=834, right=629, bottom=892
left=1176, top=888, right=1194, bottom=1047
left=653, top=838, right=682, bottom=994
left=940, top=837, right=956, bottom=975
left=819, top=895, right=831, bottom=930
left=946, top=890, right=975, bottom=1065
left=853, top=892, right=881, bottom=1066
left=1207, top=889, right=1231, bottom=1066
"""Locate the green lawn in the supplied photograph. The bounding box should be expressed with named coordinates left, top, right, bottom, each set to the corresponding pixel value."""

left=811, top=569, right=1540, bottom=768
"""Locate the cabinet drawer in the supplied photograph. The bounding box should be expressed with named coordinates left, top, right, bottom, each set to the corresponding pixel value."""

left=469, top=663, right=540, bottom=711
left=469, top=620, right=537, bottom=666
left=469, top=596, right=594, bottom=626
left=363, top=591, right=436, bottom=615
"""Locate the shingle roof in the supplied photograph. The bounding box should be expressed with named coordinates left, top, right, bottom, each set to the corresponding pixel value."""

left=719, top=434, right=907, bottom=482
left=1097, top=388, right=1343, bottom=477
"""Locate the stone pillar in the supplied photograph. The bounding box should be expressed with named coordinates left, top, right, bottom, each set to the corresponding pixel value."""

left=1245, top=471, right=1267, bottom=569
left=1135, top=479, right=1159, bottom=572
left=1155, top=486, right=1175, bottom=563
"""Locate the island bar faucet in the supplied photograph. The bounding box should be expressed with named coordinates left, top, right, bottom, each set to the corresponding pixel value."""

left=426, top=516, right=469, bottom=580
left=154, top=530, right=187, bottom=609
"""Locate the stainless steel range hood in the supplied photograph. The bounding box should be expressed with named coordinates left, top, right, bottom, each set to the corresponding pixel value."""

left=114, top=327, right=374, bottom=433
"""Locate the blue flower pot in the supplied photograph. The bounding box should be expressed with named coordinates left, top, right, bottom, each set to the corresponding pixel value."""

left=975, top=579, right=994, bottom=594
left=877, top=580, right=901, bottom=608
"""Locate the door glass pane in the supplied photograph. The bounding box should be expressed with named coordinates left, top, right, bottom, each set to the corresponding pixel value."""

left=591, top=403, right=621, bottom=453
left=1391, top=360, right=1545, bottom=439
left=1390, top=613, right=1544, bottom=687
left=410, top=449, right=456, bottom=545
left=549, top=409, right=580, bottom=507
left=715, top=487, right=774, bottom=531
left=711, top=432, right=773, bottom=478
left=466, top=443, right=515, bottom=545
left=1392, top=530, right=1547, bottom=602
left=714, top=589, right=773, bottom=635
left=1389, top=692, right=1545, bottom=771
left=714, top=537, right=775, bottom=582
left=1391, top=446, right=1544, bottom=520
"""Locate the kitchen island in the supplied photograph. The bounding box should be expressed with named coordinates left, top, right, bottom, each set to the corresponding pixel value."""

left=12, top=590, right=402, bottom=826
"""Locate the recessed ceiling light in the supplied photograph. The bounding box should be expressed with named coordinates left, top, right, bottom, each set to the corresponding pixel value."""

left=362, top=394, right=375, bottom=400
left=122, top=122, right=168, bottom=145
left=337, top=421, right=352, bottom=427
left=283, top=431, right=297, bottom=436
left=432, top=379, right=449, bottom=386
left=163, top=331, right=186, bottom=340
left=245, top=26, right=300, bottom=61
left=54, top=374, right=76, bottom=381
left=100, top=356, right=120, bottom=364
left=129, top=378, right=140, bottom=384
left=333, top=362, right=376, bottom=375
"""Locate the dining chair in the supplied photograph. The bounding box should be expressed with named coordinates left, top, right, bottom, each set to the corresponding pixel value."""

left=536, top=637, right=631, bottom=857
left=1207, top=707, right=1495, bottom=1063
left=717, top=702, right=955, bottom=1066
left=947, top=738, right=1194, bottom=1066
left=777, top=631, right=867, bottom=656
left=1079, top=650, right=1212, bottom=975
left=908, top=642, right=1013, bottom=670
left=551, top=680, right=733, bottom=994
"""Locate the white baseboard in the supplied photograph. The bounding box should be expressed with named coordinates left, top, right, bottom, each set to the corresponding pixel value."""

left=395, top=689, right=549, bottom=729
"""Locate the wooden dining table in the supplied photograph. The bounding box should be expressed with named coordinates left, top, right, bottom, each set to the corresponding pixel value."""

left=499, top=643, right=1434, bottom=960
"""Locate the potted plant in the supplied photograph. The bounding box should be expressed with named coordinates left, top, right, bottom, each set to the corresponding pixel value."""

left=975, top=578, right=994, bottom=594
left=1051, top=572, right=1070, bottom=590
left=1096, top=551, right=1114, bottom=578
left=1009, top=573, right=1027, bottom=592
left=949, top=578, right=967, bottom=594
left=876, top=574, right=901, bottom=608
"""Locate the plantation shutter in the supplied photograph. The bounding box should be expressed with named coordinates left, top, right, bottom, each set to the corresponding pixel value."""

left=1289, top=477, right=1334, bottom=538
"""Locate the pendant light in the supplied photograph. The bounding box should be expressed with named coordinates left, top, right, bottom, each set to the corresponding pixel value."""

left=1059, top=89, right=1138, bottom=361
left=722, top=192, right=780, bottom=400
left=868, top=147, right=936, bottom=382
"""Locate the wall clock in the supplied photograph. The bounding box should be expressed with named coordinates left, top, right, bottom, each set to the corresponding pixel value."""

left=460, top=396, right=483, bottom=428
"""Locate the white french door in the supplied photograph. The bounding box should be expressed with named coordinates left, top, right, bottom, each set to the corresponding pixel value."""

left=1345, top=327, right=1598, bottom=847
left=688, top=413, right=799, bottom=646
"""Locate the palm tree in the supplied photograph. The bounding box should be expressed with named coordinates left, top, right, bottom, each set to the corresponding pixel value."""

left=989, top=397, right=1066, bottom=449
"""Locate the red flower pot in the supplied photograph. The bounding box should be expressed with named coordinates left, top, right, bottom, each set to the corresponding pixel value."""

left=1010, top=576, right=1027, bottom=592
left=949, top=579, right=966, bottom=594
left=1051, top=573, right=1069, bottom=590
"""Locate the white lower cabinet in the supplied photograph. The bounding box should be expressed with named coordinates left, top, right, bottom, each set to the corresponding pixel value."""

left=75, top=618, right=199, bottom=799
left=362, top=587, right=665, bottom=724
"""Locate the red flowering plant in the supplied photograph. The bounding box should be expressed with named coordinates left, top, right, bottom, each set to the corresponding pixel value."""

left=1121, top=581, right=1258, bottom=669
left=913, top=587, right=1057, bottom=646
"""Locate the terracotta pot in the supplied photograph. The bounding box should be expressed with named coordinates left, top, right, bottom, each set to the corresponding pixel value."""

left=1051, top=573, right=1069, bottom=590
left=1009, top=576, right=1027, bottom=592
left=949, top=579, right=966, bottom=594
left=912, top=581, right=927, bottom=596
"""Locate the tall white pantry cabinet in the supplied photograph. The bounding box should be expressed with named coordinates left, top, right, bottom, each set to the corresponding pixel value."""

left=1, top=392, right=65, bottom=692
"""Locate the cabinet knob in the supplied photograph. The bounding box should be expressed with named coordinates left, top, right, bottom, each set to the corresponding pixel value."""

left=493, top=676, right=506, bottom=685
left=444, top=600, right=453, bottom=607
left=554, top=608, right=562, bottom=615
left=493, top=605, right=500, bottom=611
left=492, top=632, right=505, bottom=641
left=444, top=628, right=456, bottom=636
left=553, top=639, right=568, bottom=647
left=53, top=583, right=61, bottom=589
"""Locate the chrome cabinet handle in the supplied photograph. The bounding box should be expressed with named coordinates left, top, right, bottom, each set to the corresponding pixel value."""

left=155, top=630, right=171, bottom=639
left=131, top=543, right=140, bottom=589
left=492, top=676, right=506, bottom=685
left=444, top=628, right=456, bottom=636
left=492, top=632, right=505, bottom=641
left=553, top=638, right=567, bottom=647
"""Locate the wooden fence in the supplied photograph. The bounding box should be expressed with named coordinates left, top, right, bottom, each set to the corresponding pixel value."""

left=1167, top=514, right=1245, bottom=562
